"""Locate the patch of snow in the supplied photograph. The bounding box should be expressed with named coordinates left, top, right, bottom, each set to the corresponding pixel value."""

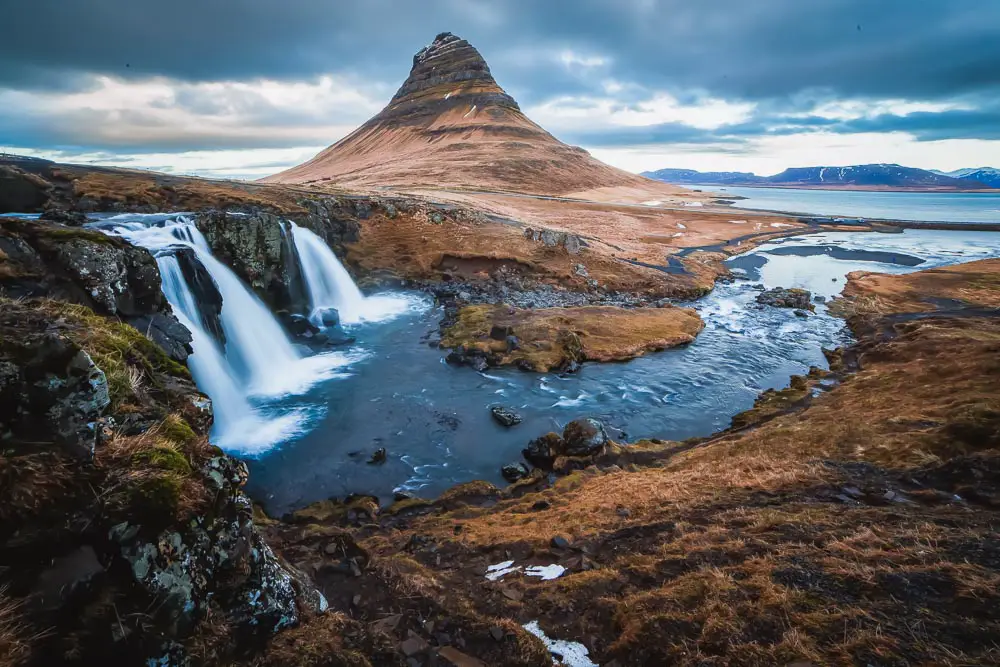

left=523, top=621, right=598, bottom=667
left=770, top=222, right=793, bottom=228
left=683, top=201, right=704, bottom=207
left=641, top=200, right=662, bottom=206
left=671, top=232, right=684, bottom=238
left=485, top=560, right=521, bottom=581
left=677, top=223, right=687, bottom=229
left=463, top=105, right=478, bottom=119
left=729, top=220, right=748, bottom=224
left=526, top=564, right=567, bottom=581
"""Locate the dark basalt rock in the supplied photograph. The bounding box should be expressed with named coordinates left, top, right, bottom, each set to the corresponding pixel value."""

left=562, top=417, right=609, bottom=457
left=368, top=448, right=388, bottom=465
left=0, top=334, right=110, bottom=459
left=315, top=306, right=341, bottom=328
left=196, top=210, right=307, bottom=312
left=0, top=219, right=193, bottom=362
left=501, top=462, right=530, bottom=483
left=0, top=164, right=52, bottom=212
left=170, top=245, right=225, bottom=345
left=490, top=405, right=523, bottom=427
left=40, top=208, right=88, bottom=226
left=523, top=432, right=564, bottom=469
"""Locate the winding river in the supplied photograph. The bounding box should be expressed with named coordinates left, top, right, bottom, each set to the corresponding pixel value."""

left=243, top=228, right=1000, bottom=514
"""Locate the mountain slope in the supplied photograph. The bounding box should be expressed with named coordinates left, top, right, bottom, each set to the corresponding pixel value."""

left=644, top=164, right=998, bottom=191
left=263, top=33, right=662, bottom=196
left=640, top=168, right=763, bottom=185
left=937, top=167, right=1000, bottom=188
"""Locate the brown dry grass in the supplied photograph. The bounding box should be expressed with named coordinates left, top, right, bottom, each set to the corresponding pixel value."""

left=340, top=261, right=1000, bottom=665
left=441, top=303, right=704, bottom=371
left=0, top=590, right=39, bottom=667
left=842, top=259, right=1000, bottom=315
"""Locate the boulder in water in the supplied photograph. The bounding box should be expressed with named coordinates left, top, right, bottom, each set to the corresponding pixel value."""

left=501, top=462, right=530, bottom=482
left=756, top=287, right=814, bottom=310
left=523, top=432, right=563, bottom=469
left=562, top=418, right=609, bottom=457
left=368, top=448, right=387, bottom=465
left=314, top=306, right=341, bottom=328
left=40, top=208, right=88, bottom=226
left=490, top=405, right=523, bottom=427
left=282, top=312, right=320, bottom=336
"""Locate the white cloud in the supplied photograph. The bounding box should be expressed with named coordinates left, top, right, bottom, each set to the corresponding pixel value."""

left=589, top=133, right=1000, bottom=175
left=0, top=74, right=386, bottom=149
left=2, top=145, right=325, bottom=180
left=527, top=92, right=754, bottom=132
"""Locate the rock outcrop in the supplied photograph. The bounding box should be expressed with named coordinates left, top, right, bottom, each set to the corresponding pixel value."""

left=0, top=293, right=324, bottom=666
left=263, top=33, right=656, bottom=196
left=0, top=218, right=193, bottom=361
left=756, top=287, right=814, bottom=310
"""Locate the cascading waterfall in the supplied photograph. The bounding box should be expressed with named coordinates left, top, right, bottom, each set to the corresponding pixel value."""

left=288, top=221, right=412, bottom=326
left=95, top=213, right=363, bottom=453
left=157, top=254, right=252, bottom=429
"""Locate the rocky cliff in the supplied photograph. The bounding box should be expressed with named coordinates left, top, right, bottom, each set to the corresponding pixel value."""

left=263, top=33, right=659, bottom=196
left=0, top=219, right=328, bottom=666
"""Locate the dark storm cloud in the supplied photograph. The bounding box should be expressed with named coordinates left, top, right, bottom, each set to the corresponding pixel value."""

left=4, top=0, right=999, bottom=103
left=2, top=0, right=999, bottom=158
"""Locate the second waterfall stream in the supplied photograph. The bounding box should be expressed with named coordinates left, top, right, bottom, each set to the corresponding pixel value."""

left=95, top=212, right=418, bottom=453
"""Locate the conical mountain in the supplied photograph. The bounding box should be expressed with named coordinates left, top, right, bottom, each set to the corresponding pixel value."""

left=263, top=32, right=656, bottom=196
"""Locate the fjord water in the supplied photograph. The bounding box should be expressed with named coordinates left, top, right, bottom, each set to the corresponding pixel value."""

left=717, top=186, right=1000, bottom=223
left=245, top=228, right=1000, bottom=515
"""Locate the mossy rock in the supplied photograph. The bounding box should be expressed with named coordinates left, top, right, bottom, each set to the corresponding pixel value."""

left=133, top=445, right=192, bottom=474
left=129, top=472, right=184, bottom=521
left=159, top=414, right=197, bottom=446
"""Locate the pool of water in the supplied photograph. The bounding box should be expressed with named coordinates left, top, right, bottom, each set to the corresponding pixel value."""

left=244, top=228, right=1000, bottom=515
left=710, top=186, right=1000, bottom=224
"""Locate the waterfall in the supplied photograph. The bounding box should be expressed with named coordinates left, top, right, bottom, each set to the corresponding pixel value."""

left=157, top=254, right=252, bottom=431
left=288, top=222, right=367, bottom=325
left=95, top=213, right=358, bottom=454
left=288, top=221, right=413, bottom=326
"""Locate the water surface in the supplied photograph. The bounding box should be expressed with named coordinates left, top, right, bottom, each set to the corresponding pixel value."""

left=246, top=228, right=1000, bottom=514
left=710, top=186, right=1000, bottom=224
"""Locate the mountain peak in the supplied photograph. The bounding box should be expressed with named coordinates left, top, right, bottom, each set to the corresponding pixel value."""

left=263, top=33, right=660, bottom=195
left=382, top=32, right=519, bottom=125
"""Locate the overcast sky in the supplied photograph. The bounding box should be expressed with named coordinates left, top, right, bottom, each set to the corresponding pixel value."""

left=2, top=0, right=998, bottom=179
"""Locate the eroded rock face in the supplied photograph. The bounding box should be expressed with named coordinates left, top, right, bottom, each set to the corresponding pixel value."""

left=112, top=456, right=306, bottom=640
left=0, top=165, right=52, bottom=212
left=0, top=219, right=193, bottom=362
left=171, top=246, right=226, bottom=345
left=196, top=210, right=306, bottom=311
left=0, top=334, right=109, bottom=459
left=0, top=299, right=325, bottom=665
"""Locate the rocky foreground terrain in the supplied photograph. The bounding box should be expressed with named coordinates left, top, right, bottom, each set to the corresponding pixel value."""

left=3, top=202, right=998, bottom=665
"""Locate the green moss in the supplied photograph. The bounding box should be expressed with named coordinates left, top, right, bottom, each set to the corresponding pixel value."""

left=383, top=497, right=433, bottom=516
left=130, top=472, right=183, bottom=519
left=133, top=445, right=192, bottom=474
left=160, top=414, right=197, bottom=446
left=44, top=302, right=191, bottom=406
left=34, top=226, right=117, bottom=245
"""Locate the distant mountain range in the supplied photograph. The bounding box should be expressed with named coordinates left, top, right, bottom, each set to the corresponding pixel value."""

left=641, top=164, right=1000, bottom=191
left=932, top=167, right=1000, bottom=189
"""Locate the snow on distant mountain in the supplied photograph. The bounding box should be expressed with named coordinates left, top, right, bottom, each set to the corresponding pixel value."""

left=933, top=167, right=1000, bottom=188
left=643, top=164, right=999, bottom=191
